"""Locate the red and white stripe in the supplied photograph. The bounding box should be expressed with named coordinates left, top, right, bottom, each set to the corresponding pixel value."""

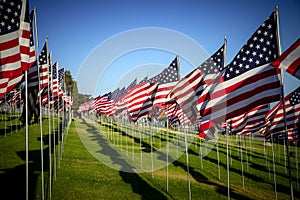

left=227, top=104, right=269, bottom=135
left=272, top=38, right=300, bottom=80
left=198, top=64, right=281, bottom=128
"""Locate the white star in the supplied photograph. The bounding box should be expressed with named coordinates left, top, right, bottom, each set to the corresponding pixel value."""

left=267, top=24, right=272, bottom=29
left=256, top=45, right=260, bottom=49
left=235, top=69, right=240, bottom=74
left=260, top=38, right=264, bottom=43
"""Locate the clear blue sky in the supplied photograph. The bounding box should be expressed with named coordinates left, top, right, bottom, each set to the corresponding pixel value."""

left=29, top=0, right=300, bottom=97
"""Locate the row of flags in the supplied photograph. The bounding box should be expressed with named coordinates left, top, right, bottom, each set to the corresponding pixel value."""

left=78, top=9, right=299, bottom=141
left=0, top=0, right=72, bottom=123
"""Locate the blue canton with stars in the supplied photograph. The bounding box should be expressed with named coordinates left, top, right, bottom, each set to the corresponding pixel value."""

left=0, top=0, right=22, bottom=35
left=198, top=44, right=225, bottom=73
left=158, top=57, right=180, bottom=84
left=225, top=11, right=278, bottom=81
left=290, top=86, right=300, bottom=106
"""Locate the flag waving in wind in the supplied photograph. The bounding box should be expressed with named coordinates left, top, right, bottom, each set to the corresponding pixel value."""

left=271, top=38, right=300, bottom=80
left=0, top=0, right=30, bottom=95
left=263, top=86, right=300, bottom=141
left=152, top=56, right=180, bottom=107
left=198, top=10, right=281, bottom=137
left=169, top=44, right=224, bottom=123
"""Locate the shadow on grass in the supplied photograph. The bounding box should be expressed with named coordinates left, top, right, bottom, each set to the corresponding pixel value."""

left=172, top=159, right=253, bottom=200
left=0, top=146, right=51, bottom=200
left=0, top=124, right=23, bottom=136
left=81, top=119, right=169, bottom=200
left=0, top=119, right=64, bottom=199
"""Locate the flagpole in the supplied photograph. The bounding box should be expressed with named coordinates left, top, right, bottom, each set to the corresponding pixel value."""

left=52, top=62, right=56, bottom=180
left=275, top=7, right=294, bottom=199
left=25, top=71, right=29, bottom=200
left=47, top=42, right=52, bottom=200
left=166, top=119, right=169, bottom=192
left=33, top=7, right=45, bottom=200
left=222, top=35, right=230, bottom=200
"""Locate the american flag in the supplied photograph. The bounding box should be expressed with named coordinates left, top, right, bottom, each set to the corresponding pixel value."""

left=165, top=101, right=191, bottom=126
left=57, top=68, right=64, bottom=97
left=26, top=9, right=35, bottom=69
left=0, top=0, right=30, bottom=95
left=152, top=56, right=180, bottom=107
left=58, top=68, right=64, bottom=85
left=27, top=10, right=38, bottom=89
left=198, top=11, right=281, bottom=136
left=38, top=42, right=48, bottom=90
left=124, top=78, right=152, bottom=121
left=226, top=104, right=269, bottom=135
left=169, top=45, right=224, bottom=123
left=165, top=101, right=180, bottom=125
left=263, top=86, right=300, bottom=141
left=114, top=79, right=137, bottom=114
left=271, top=38, right=300, bottom=80
left=92, top=92, right=113, bottom=115
left=63, top=95, right=72, bottom=111
left=51, top=61, right=59, bottom=98
left=23, top=9, right=39, bottom=124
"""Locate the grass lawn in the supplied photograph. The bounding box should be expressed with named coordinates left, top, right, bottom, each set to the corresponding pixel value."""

left=1, top=114, right=299, bottom=199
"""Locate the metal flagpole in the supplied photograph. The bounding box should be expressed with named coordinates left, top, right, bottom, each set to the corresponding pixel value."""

left=52, top=61, right=57, bottom=180
left=226, top=120, right=230, bottom=199
left=150, top=120, right=154, bottom=178
left=199, top=135, right=203, bottom=170
left=5, top=95, right=6, bottom=137
left=166, top=119, right=169, bottom=192
left=296, top=141, right=299, bottom=191
left=271, top=134, right=278, bottom=199
left=275, top=7, right=294, bottom=199
left=240, top=135, right=244, bottom=190
left=33, top=7, right=44, bottom=200
left=217, top=136, right=220, bottom=180
left=57, top=100, right=60, bottom=167
left=61, top=78, right=66, bottom=157
left=223, top=36, right=230, bottom=200
left=132, top=122, right=135, bottom=161
left=184, top=121, right=192, bottom=200
left=47, top=45, right=52, bottom=199
left=25, top=71, right=29, bottom=200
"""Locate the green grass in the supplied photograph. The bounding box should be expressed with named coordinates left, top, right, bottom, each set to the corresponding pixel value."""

left=1, top=114, right=299, bottom=199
